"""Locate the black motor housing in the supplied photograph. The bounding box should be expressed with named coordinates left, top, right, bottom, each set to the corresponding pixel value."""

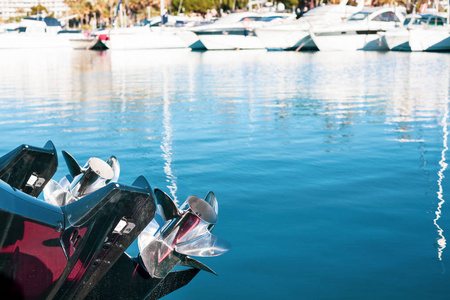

left=0, top=142, right=199, bottom=299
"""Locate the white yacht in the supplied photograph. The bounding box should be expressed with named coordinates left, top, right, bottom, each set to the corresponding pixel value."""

left=0, top=16, right=85, bottom=49
left=69, top=35, right=107, bottom=50
left=102, top=15, right=195, bottom=50
left=192, top=11, right=295, bottom=50
left=379, top=13, right=447, bottom=51
left=310, top=6, right=406, bottom=51
left=172, top=19, right=214, bottom=51
left=102, top=26, right=188, bottom=50
left=408, top=16, right=450, bottom=51
left=254, top=0, right=363, bottom=51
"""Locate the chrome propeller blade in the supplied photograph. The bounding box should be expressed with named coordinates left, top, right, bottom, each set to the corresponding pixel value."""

left=175, top=231, right=231, bottom=257
left=62, top=150, right=84, bottom=178
left=140, top=239, right=181, bottom=278
left=187, top=196, right=218, bottom=224
left=43, top=179, right=76, bottom=207
left=87, top=157, right=114, bottom=180
left=179, top=256, right=217, bottom=275
left=154, top=188, right=182, bottom=221
left=204, top=191, right=218, bottom=232
left=204, top=191, right=218, bottom=215
left=138, top=218, right=160, bottom=252
left=138, top=188, right=229, bottom=278
left=106, top=156, right=120, bottom=183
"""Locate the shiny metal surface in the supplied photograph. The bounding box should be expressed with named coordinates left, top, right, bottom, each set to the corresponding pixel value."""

left=106, top=156, right=120, bottom=184
left=0, top=141, right=57, bottom=197
left=0, top=143, right=157, bottom=299
left=62, top=150, right=84, bottom=178
left=69, top=157, right=114, bottom=198
left=204, top=191, right=218, bottom=215
left=176, top=232, right=231, bottom=257
left=1, top=141, right=227, bottom=299
left=154, top=188, right=182, bottom=221
left=44, top=154, right=121, bottom=206
left=138, top=189, right=230, bottom=279
left=43, top=179, right=76, bottom=206
left=87, top=157, right=114, bottom=179
left=187, top=196, right=218, bottom=224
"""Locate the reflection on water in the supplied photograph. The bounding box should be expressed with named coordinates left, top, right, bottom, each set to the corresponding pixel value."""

left=1, top=49, right=450, bottom=299
left=435, top=101, right=448, bottom=262
left=161, top=68, right=178, bottom=204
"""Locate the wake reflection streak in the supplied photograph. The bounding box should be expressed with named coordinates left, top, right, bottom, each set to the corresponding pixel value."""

left=161, top=73, right=178, bottom=205
left=434, top=103, right=448, bottom=262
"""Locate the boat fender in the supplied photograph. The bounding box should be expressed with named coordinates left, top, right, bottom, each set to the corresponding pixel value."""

left=295, top=7, right=303, bottom=19
left=242, top=18, right=250, bottom=28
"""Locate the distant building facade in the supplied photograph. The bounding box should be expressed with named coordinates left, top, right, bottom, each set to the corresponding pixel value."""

left=0, top=0, right=70, bottom=20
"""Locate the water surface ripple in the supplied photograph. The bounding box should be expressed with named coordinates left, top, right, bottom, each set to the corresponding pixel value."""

left=0, top=49, right=449, bottom=299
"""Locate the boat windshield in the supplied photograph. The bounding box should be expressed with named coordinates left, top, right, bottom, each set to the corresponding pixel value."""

left=403, top=17, right=413, bottom=26
left=428, top=17, right=446, bottom=26
left=238, top=16, right=262, bottom=22
left=214, top=13, right=258, bottom=24
left=371, top=12, right=400, bottom=22
left=404, top=16, right=428, bottom=25
left=259, top=16, right=286, bottom=22
left=406, top=16, right=446, bottom=26
left=347, top=12, right=370, bottom=21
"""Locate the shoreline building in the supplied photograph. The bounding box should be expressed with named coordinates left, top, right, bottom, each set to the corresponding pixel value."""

left=0, top=0, right=70, bottom=20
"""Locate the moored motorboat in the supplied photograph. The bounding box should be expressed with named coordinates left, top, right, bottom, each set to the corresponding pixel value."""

left=254, top=0, right=363, bottom=51
left=70, top=35, right=108, bottom=50
left=102, top=26, right=187, bottom=50
left=192, top=11, right=295, bottom=50
left=0, top=16, right=85, bottom=49
left=310, top=6, right=406, bottom=51
left=379, top=13, right=447, bottom=51
left=409, top=17, right=450, bottom=51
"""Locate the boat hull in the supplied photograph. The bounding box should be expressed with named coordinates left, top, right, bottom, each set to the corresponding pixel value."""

left=70, top=37, right=107, bottom=50
left=194, top=28, right=265, bottom=50
left=105, top=29, right=187, bottom=50
left=381, top=29, right=411, bottom=51
left=175, top=30, right=206, bottom=50
left=255, top=26, right=316, bottom=51
left=312, top=30, right=390, bottom=51
left=409, top=27, right=450, bottom=52
left=0, top=32, right=85, bottom=49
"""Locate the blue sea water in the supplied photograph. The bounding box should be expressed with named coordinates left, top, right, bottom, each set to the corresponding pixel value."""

left=0, top=48, right=450, bottom=299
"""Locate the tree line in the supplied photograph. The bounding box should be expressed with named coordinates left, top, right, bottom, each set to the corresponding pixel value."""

left=7, top=0, right=437, bottom=26
left=64, top=0, right=434, bottom=25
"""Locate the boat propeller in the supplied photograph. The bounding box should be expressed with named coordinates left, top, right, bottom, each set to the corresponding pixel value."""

left=138, top=188, right=231, bottom=278
left=0, top=142, right=230, bottom=299
left=43, top=150, right=120, bottom=206
left=43, top=150, right=230, bottom=279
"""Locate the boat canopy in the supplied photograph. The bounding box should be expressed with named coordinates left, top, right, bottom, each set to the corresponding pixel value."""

left=23, top=16, right=62, bottom=27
